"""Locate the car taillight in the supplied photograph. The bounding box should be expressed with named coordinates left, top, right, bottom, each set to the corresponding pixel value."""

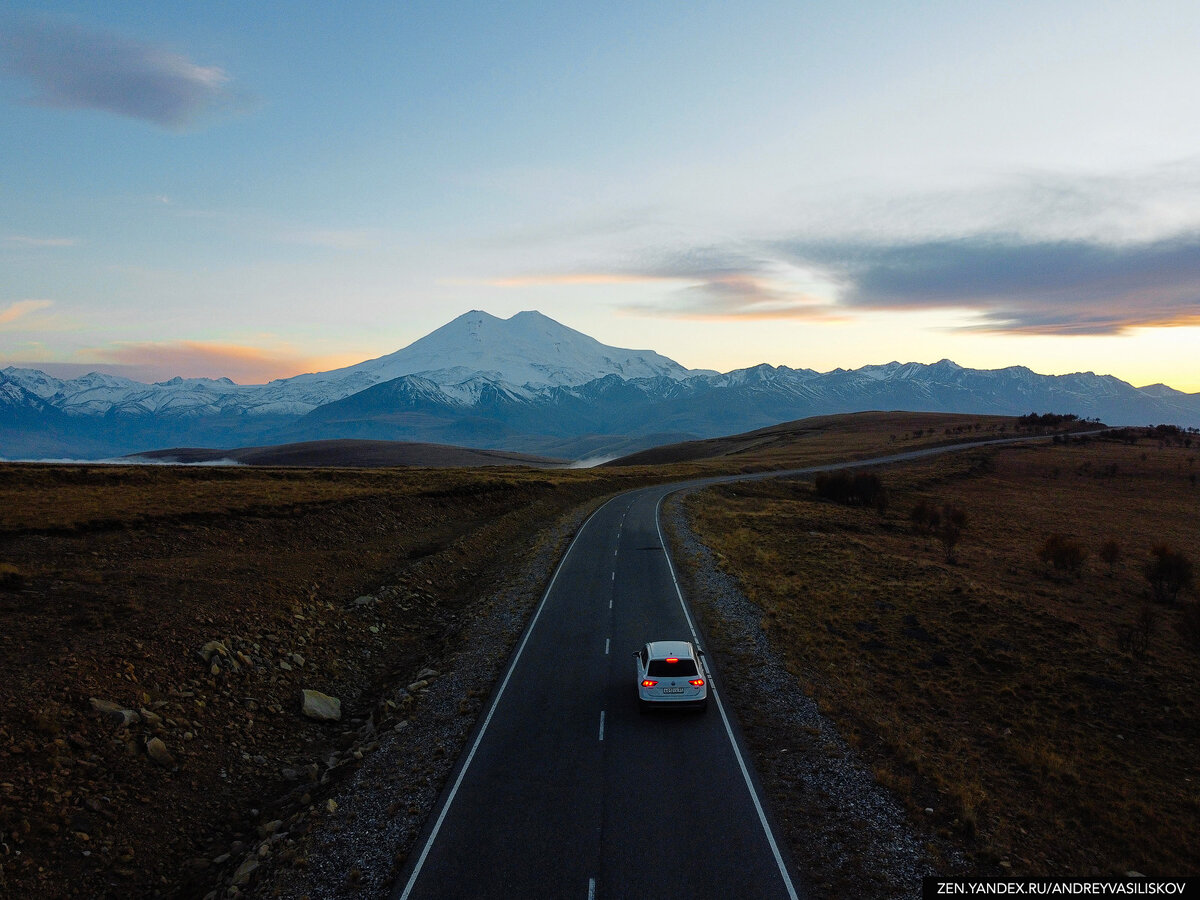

left=665, top=657, right=679, bottom=663
left=689, top=679, right=705, bottom=686
left=641, top=679, right=657, bottom=687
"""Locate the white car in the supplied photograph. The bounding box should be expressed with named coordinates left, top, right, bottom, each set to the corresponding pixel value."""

left=634, top=640, right=708, bottom=712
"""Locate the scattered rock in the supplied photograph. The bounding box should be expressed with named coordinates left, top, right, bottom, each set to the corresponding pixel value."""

left=231, top=856, right=259, bottom=886
left=145, top=738, right=175, bottom=767
left=257, top=820, right=283, bottom=838
left=199, top=641, right=230, bottom=663
left=89, top=698, right=141, bottom=727
left=353, top=595, right=376, bottom=607
left=299, top=689, right=341, bottom=721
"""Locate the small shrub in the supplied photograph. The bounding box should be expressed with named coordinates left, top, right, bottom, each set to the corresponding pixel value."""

left=936, top=504, right=968, bottom=563
left=1019, top=412, right=1079, bottom=431
left=814, top=470, right=888, bottom=512
left=1099, top=539, right=1121, bottom=575
left=1144, top=545, right=1194, bottom=605
left=910, top=498, right=937, bottom=535
left=1117, top=605, right=1156, bottom=659
left=1039, top=534, right=1087, bottom=578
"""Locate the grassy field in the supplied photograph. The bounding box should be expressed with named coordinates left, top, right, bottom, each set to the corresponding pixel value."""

left=0, top=462, right=662, bottom=898
left=0, top=413, right=1141, bottom=895
left=684, top=433, right=1199, bottom=876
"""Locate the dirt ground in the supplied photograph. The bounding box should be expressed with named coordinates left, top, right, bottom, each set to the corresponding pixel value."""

left=0, top=463, right=650, bottom=898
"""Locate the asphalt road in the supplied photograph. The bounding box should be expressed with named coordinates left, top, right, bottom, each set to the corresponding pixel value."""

left=395, top=479, right=801, bottom=900
left=395, top=434, right=1081, bottom=899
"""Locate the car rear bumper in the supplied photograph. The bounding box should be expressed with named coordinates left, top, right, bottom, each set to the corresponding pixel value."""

left=637, top=690, right=707, bottom=709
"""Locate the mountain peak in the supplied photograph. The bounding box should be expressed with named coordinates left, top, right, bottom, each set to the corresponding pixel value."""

left=345, top=309, right=694, bottom=389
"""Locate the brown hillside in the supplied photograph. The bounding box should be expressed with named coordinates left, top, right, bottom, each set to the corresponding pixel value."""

left=606, top=411, right=1073, bottom=469
left=130, top=438, right=564, bottom=468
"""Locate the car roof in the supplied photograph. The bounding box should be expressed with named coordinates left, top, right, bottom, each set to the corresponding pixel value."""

left=645, top=640, right=695, bottom=659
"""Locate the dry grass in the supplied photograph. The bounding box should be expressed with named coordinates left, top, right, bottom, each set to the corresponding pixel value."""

left=685, top=433, right=1200, bottom=876
left=0, top=460, right=669, bottom=898
left=612, top=411, right=1040, bottom=471
left=0, top=462, right=653, bottom=534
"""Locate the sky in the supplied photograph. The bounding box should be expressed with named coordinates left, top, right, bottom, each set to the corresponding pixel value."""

left=2, top=1, right=1200, bottom=390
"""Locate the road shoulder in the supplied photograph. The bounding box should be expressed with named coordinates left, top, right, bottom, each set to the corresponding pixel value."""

left=662, top=488, right=964, bottom=899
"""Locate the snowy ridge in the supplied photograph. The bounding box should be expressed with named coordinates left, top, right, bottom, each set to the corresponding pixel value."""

left=3, top=309, right=1198, bottom=460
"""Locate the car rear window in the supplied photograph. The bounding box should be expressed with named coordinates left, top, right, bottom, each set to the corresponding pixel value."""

left=647, top=658, right=698, bottom=677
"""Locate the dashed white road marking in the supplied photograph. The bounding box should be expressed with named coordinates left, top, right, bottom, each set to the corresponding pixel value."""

left=396, top=496, right=622, bottom=900
left=598, top=711, right=606, bottom=741
left=604, top=638, right=610, bottom=655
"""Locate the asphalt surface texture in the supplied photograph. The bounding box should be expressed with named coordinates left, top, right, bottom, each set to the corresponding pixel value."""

left=395, top=480, right=800, bottom=900
left=395, top=434, right=1077, bottom=899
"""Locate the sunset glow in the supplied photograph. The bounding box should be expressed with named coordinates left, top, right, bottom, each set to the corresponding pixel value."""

left=1, top=2, right=1198, bottom=393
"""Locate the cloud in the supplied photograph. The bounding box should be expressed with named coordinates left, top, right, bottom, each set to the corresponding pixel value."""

left=4, top=234, right=76, bottom=248
left=623, top=274, right=838, bottom=321
left=87, top=341, right=347, bottom=384
left=775, top=234, right=1200, bottom=335
left=491, top=247, right=841, bottom=321
left=0, top=16, right=238, bottom=129
left=0, top=299, right=54, bottom=327
left=539, top=223, right=1200, bottom=333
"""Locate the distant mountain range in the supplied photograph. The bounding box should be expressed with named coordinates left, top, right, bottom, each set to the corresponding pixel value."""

left=2, top=310, right=1197, bottom=460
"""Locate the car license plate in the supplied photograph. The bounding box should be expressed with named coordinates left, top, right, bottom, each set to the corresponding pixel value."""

left=662, top=687, right=684, bottom=694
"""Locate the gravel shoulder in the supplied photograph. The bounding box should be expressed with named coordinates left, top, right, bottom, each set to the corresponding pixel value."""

left=254, top=480, right=961, bottom=900
left=663, top=488, right=966, bottom=900
left=249, top=497, right=609, bottom=899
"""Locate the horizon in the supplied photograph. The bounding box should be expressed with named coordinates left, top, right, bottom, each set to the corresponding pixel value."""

left=1, top=306, right=1194, bottom=394
left=4, top=4, right=1200, bottom=391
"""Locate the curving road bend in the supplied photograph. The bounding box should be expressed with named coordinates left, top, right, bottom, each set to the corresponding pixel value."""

left=395, top=436, right=1077, bottom=899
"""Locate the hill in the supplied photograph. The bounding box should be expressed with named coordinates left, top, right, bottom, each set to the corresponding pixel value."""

left=129, top=438, right=564, bottom=468
left=606, top=411, right=1059, bottom=469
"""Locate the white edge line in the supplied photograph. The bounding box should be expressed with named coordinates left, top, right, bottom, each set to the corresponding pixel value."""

left=400, top=437, right=1057, bottom=899
left=654, top=493, right=801, bottom=900
left=398, top=495, right=622, bottom=900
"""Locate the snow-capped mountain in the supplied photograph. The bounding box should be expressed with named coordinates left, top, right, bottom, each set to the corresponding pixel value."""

left=1, top=310, right=697, bottom=419
left=2, top=309, right=1197, bottom=460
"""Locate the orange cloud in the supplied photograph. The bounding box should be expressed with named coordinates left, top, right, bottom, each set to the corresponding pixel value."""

left=86, top=341, right=360, bottom=384
left=0, top=299, right=55, bottom=327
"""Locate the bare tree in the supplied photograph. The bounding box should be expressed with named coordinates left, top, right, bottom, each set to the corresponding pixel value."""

left=1144, top=545, right=1194, bottom=604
